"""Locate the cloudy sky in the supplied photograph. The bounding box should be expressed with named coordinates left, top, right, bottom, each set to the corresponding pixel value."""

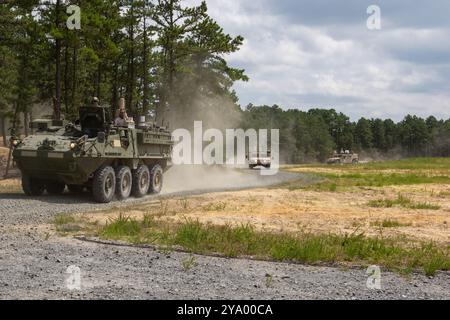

left=195, top=0, right=450, bottom=121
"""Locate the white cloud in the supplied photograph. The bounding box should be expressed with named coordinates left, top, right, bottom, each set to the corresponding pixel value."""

left=201, top=0, right=450, bottom=120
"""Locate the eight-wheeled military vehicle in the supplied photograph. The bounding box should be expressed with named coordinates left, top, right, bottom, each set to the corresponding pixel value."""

left=11, top=106, right=173, bottom=203
left=326, top=150, right=359, bottom=164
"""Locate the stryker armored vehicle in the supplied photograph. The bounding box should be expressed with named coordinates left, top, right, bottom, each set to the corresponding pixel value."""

left=326, top=150, right=359, bottom=164
left=11, top=106, right=173, bottom=203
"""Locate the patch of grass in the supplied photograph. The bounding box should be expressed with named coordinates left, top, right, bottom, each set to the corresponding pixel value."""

left=181, top=255, right=197, bottom=271
left=322, top=173, right=449, bottom=189
left=368, top=199, right=395, bottom=208
left=142, top=214, right=155, bottom=228
left=328, top=183, right=337, bottom=192
left=158, top=199, right=170, bottom=216
left=286, top=158, right=450, bottom=192
left=285, top=172, right=450, bottom=192
left=409, top=202, right=441, bottom=210
left=53, top=213, right=77, bottom=226
left=202, top=202, right=227, bottom=211
left=53, top=213, right=86, bottom=232
left=371, top=220, right=411, bottom=228
left=436, top=191, right=450, bottom=198
left=96, top=218, right=449, bottom=276
left=100, top=214, right=142, bottom=241
left=265, top=273, right=274, bottom=288
left=359, top=157, right=450, bottom=171
left=275, top=174, right=322, bottom=191
left=290, top=157, right=450, bottom=173
left=368, top=194, right=441, bottom=210
left=178, top=198, right=190, bottom=211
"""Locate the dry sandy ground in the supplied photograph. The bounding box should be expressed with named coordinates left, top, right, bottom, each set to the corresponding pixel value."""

left=285, top=165, right=450, bottom=177
left=1, top=163, right=449, bottom=244
left=0, top=146, right=8, bottom=157
left=82, top=182, right=450, bottom=244
left=0, top=178, right=21, bottom=193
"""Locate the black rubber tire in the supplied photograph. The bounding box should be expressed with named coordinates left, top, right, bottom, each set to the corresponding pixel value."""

left=249, top=165, right=255, bottom=170
left=132, top=164, right=150, bottom=198
left=149, top=164, right=163, bottom=194
left=68, top=185, right=85, bottom=194
left=92, top=166, right=116, bottom=203
left=22, top=174, right=45, bottom=196
left=46, top=181, right=66, bottom=195
left=115, top=166, right=132, bottom=200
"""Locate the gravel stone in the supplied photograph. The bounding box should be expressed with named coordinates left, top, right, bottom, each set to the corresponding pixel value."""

left=0, top=168, right=448, bottom=299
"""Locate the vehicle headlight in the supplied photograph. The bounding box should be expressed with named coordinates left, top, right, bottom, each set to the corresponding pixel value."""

left=70, top=142, right=77, bottom=149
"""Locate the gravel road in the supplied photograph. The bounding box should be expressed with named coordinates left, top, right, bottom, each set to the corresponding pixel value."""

left=0, top=166, right=449, bottom=300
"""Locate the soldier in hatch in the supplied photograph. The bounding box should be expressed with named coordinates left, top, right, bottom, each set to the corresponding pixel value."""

left=114, top=97, right=129, bottom=126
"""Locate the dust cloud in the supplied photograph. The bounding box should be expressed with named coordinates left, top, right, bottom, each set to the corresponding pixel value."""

left=162, top=165, right=295, bottom=194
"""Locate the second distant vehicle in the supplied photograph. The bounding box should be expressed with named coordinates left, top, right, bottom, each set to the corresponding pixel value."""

left=326, top=150, right=359, bottom=164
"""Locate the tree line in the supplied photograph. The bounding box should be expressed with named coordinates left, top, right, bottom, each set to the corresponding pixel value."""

left=0, top=0, right=247, bottom=145
left=242, top=105, right=450, bottom=162
left=1, top=1, right=448, bottom=163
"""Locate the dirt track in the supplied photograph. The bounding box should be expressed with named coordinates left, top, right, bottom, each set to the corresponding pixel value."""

left=0, top=166, right=449, bottom=300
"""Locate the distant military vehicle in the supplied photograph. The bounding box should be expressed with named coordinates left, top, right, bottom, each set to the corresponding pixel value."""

left=11, top=106, right=173, bottom=203
left=326, top=150, right=359, bottom=164
left=247, top=150, right=272, bottom=169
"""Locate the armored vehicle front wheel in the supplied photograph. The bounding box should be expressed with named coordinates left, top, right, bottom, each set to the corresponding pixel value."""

left=22, top=174, right=45, bottom=196
left=149, top=164, right=163, bottom=194
left=46, top=181, right=66, bottom=195
left=116, top=166, right=132, bottom=200
left=132, top=165, right=150, bottom=198
left=93, top=166, right=116, bottom=203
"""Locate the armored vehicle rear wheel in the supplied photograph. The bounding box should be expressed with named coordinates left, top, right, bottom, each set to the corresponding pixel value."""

left=149, top=164, right=163, bottom=194
left=132, top=165, right=150, bottom=198
left=116, top=166, right=132, bottom=200
left=68, top=185, right=84, bottom=194
left=46, top=182, right=66, bottom=195
left=93, top=166, right=116, bottom=203
left=22, top=174, right=45, bottom=196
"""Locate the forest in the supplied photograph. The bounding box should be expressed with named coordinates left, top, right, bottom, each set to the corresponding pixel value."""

left=0, top=0, right=247, bottom=136
left=242, top=105, right=450, bottom=162
left=1, top=0, right=449, bottom=163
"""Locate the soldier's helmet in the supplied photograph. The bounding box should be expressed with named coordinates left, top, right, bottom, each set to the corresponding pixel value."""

left=91, top=97, right=100, bottom=107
